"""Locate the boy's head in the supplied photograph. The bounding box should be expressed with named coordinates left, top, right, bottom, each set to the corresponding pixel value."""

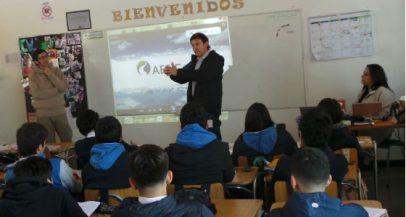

left=76, top=109, right=99, bottom=136
left=298, top=108, right=332, bottom=148
left=16, top=123, right=48, bottom=156
left=14, top=156, right=52, bottom=183
left=317, top=98, right=343, bottom=124
left=129, top=144, right=172, bottom=194
left=291, top=148, right=331, bottom=193
left=95, top=116, right=122, bottom=143
left=179, top=102, right=207, bottom=129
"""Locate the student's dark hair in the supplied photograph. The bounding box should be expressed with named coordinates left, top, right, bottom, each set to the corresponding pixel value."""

left=299, top=108, right=332, bottom=148
left=14, top=156, right=52, bottom=182
left=32, top=49, right=47, bottom=61
left=291, top=147, right=330, bottom=187
left=129, top=144, right=169, bottom=189
left=76, top=109, right=99, bottom=136
left=16, top=123, right=48, bottom=156
left=245, top=102, right=274, bottom=132
left=95, top=116, right=122, bottom=143
left=180, top=102, right=207, bottom=129
left=190, top=32, right=210, bottom=49
left=317, top=98, right=343, bottom=124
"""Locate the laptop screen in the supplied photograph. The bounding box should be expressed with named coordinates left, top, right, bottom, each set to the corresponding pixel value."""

left=299, top=106, right=317, bottom=116
left=352, top=103, right=382, bottom=117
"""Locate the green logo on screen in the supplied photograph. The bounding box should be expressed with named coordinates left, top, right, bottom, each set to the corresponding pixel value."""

left=137, top=60, right=151, bottom=74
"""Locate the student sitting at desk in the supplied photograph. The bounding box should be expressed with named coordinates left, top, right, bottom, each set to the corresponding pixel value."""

left=82, top=116, right=136, bottom=202
left=268, top=148, right=367, bottom=217
left=75, top=110, right=137, bottom=170
left=318, top=98, right=366, bottom=164
left=165, top=102, right=234, bottom=185
left=0, top=157, right=87, bottom=217
left=113, top=144, right=214, bottom=217
left=232, top=102, right=298, bottom=166
left=4, top=123, right=81, bottom=193
left=74, top=109, right=99, bottom=170
left=271, top=108, right=348, bottom=202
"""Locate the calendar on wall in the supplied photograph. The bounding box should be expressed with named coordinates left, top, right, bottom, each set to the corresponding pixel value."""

left=309, top=11, right=374, bottom=61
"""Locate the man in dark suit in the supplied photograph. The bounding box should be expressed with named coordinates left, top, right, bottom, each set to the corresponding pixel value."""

left=164, top=32, right=224, bottom=139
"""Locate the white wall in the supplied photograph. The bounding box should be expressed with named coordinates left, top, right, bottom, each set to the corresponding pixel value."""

left=0, top=0, right=404, bottom=149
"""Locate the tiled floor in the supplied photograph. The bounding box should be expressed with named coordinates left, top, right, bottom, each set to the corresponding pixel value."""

left=361, top=163, right=405, bottom=217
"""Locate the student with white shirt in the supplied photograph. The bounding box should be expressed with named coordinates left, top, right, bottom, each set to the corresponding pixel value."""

left=164, top=32, right=225, bottom=139
left=112, top=144, right=214, bottom=217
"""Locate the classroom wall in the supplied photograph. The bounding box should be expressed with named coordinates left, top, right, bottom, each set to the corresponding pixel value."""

left=0, top=1, right=404, bottom=153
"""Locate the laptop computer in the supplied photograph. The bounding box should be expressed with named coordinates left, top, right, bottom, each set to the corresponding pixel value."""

left=352, top=102, right=382, bottom=117
left=299, top=106, right=317, bottom=116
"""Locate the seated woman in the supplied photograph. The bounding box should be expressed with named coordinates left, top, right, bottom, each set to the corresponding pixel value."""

left=358, top=64, right=396, bottom=118
left=232, top=102, right=298, bottom=166
left=357, top=64, right=396, bottom=143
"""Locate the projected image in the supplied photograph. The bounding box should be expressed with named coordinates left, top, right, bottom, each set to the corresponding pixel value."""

left=107, top=17, right=232, bottom=115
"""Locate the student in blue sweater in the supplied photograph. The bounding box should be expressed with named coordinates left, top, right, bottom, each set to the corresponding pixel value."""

left=82, top=116, right=136, bottom=202
left=4, top=123, right=81, bottom=193
left=268, top=148, right=368, bottom=217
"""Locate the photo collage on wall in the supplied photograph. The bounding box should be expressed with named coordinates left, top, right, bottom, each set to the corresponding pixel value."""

left=19, top=32, right=88, bottom=120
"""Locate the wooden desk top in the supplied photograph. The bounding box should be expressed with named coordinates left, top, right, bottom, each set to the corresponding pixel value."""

left=213, top=199, right=263, bottom=217
left=229, top=167, right=258, bottom=185
left=349, top=120, right=405, bottom=130
left=46, top=142, right=74, bottom=154
left=271, top=200, right=383, bottom=210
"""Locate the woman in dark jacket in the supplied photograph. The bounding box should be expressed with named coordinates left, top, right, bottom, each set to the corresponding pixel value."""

left=232, top=102, right=298, bottom=166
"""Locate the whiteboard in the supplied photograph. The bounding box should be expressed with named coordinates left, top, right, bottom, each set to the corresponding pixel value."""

left=82, top=10, right=305, bottom=114
left=223, top=10, right=305, bottom=110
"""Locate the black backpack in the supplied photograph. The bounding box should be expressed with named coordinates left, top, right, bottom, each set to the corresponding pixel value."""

left=174, top=187, right=217, bottom=214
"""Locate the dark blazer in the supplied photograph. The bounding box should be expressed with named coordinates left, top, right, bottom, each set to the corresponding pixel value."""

left=112, top=193, right=214, bottom=217
left=166, top=140, right=234, bottom=185
left=0, top=177, right=87, bottom=217
left=74, top=137, right=97, bottom=169
left=268, top=192, right=368, bottom=217
left=170, top=50, right=224, bottom=116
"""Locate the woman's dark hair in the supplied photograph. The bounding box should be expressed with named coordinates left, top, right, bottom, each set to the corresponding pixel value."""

left=359, top=64, right=391, bottom=102
left=245, top=102, right=274, bottom=132
left=317, top=98, right=343, bottom=124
